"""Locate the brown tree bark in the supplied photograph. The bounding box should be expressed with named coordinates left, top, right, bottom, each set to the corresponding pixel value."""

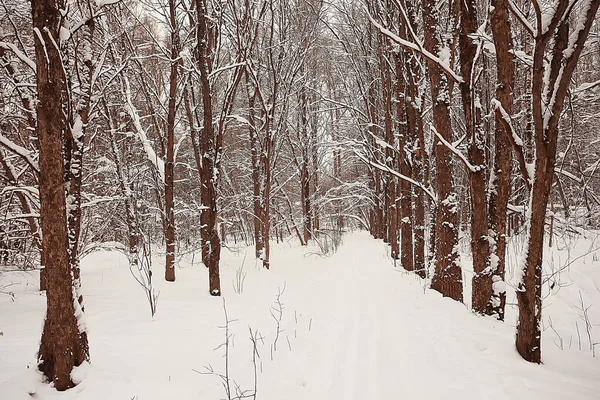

left=299, top=82, right=312, bottom=244
left=487, top=0, right=514, bottom=320
left=164, top=0, right=179, bottom=282
left=367, top=82, right=384, bottom=240
left=245, top=76, right=265, bottom=258
left=310, top=110, right=320, bottom=238
left=515, top=0, right=600, bottom=363
left=197, top=0, right=221, bottom=295
left=423, top=0, right=462, bottom=302
left=393, top=9, right=413, bottom=271
left=456, top=0, right=490, bottom=313
left=262, top=115, right=273, bottom=269
left=32, top=0, right=89, bottom=389
left=376, top=31, right=398, bottom=258
left=400, top=0, right=426, bottom=278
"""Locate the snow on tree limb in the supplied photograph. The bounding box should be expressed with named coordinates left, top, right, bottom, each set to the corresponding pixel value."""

left=0, top=42, right=36, bottom=72
left=0, top=134, right=39, bottom=173
left=490, top=99, right=532, bottom=189
left=123, top=78, right=165, bottom=183
left=367, top=13, right=464, bottom=84
left=354, top=149, right=437, bottom=202
left=430, top=124, right=482, bottom=173
left=508, top=1, right=535, bottom=36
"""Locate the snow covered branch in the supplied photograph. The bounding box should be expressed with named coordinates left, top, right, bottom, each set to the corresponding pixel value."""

left=123, top=78, right=165, bottom=184
left=367, top=13, right=463, bottom=84
left=0, top=42, right=36, bottom=72
left=354, top=149, right=437, bottom=202
left=490, top=99, right=532, bottom=190
left=0, top=134, right=39, bottom=173
left=430, top=125, right=482, bottom=173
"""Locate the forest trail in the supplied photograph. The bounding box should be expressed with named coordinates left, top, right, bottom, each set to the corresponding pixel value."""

left=286, top=232, right=600, bottom=399
left=308, top=233, right=459, bottom=398
left=326, top=236, right=385, bottom=400
left=1, top=232, right=600, bottom=399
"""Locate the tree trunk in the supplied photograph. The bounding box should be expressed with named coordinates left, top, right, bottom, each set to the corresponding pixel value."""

left=197, top=0, right=221, bottom=295
left=487, top=0, right=514, bottom=320
left=377, top=32, right=398, bottom=258
left=516, top=0, right=600, bottom=362
left=394, top=23, right=413, bottom=271
left=32, top=0, right=89, bottom=389
left=310, top=111, right=320, bottom=238
left=456, top=0, right=490, bottom=313
left=423, top=0, right=463, bottom=302
left=300, top=83, right=312, bottom=244
left=403, top=0, right=426, bottom=278
left=262, top=120, right=272, bottom=269
left=245, top=77, right=264, bottom=258
left=164, top=0, right=179, bottom=282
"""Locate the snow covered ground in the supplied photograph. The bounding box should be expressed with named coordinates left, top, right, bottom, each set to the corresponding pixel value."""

left=1, top=231, right=599, bottom=399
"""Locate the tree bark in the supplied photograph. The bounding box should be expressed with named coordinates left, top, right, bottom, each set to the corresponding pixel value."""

left=245, top=76, right=265, bottom=258
left=300, top=82, right=312, bottom=244
left=164, top=0, right=179, bottom=282
left=394, top=11, right=413, bottom=271
left=423, top=0, right=463, bottom=302
left=197, top=0, right=221, bottom=295
left=487, top=0, right=514, bottom=320
left=516, top=0, right=600, bottom=363
left=377, top=31, right=398, bottom=258
left=403, top=0, right=426, bottom=278
left=32, top=0, right=89, bottom=389
left=456, top=0, right=490, bottom=313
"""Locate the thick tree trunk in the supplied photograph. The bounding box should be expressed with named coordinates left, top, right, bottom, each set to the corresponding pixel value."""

left=423, top=0, right=462, bottom=302
left=516, top=0, right=600, bottom=362
left=516, top=163, right=550, bottom=363
left=457, top=0, right=490, bottom=313
left=411, top=109, right=427, bottom=279
left=65, top=7, right=95, bottom=314
left=32, top=0, right=89, bottom=389
left=487, top=0, right=514, bottom=320
left=403, top=0, right=426, bottom=278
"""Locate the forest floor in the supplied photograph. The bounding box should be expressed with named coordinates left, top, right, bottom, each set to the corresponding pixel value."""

left=1, top=230, right=600, bottom=399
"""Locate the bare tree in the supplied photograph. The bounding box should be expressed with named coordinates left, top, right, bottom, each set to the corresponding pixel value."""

left=32, top=0, right=89, bottom=389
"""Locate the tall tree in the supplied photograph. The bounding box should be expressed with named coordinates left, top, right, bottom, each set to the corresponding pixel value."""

left=423, top=0, right=463, bottom=302
left=511, top=0, right=600, bottom=363
left=197, top=0, right=221, bottom=295
left=164, top=0, right=180, bottom=282
left=487, top=0, right=514, bottom=320
left=32, top=0, right=89, bottom=389
left=456, top=0, right=490, bottom=314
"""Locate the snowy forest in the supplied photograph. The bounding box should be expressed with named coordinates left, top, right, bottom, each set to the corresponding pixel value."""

left=1, top=0, right=600, bottom=398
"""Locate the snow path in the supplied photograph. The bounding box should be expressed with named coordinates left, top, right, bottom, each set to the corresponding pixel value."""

left=273, top=232, right=600, bottom=399
left=0, top=231, right=599, bottom=399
